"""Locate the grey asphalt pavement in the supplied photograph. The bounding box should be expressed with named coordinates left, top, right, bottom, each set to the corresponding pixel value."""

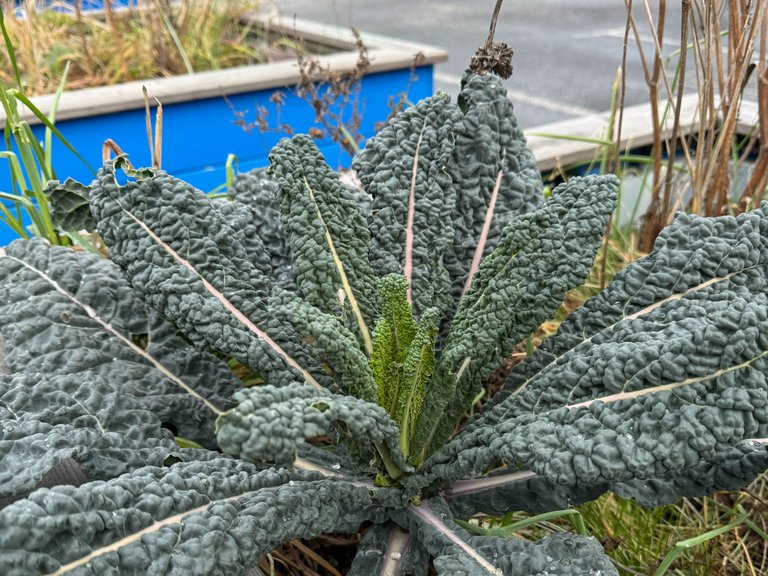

left=267, top=0, right=684, bottom=129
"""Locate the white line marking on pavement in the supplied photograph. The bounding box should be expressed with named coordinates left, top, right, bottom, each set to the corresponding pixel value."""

left=575, top=26, right=678, bottom=47
left=434, top=71, right=597, bottom=117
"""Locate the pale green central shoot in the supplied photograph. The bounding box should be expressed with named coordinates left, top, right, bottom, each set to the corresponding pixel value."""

left=369, top=274, right=438, bottom=458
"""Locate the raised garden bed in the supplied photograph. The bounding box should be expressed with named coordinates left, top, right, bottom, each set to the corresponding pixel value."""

left=0, top=13, right=446, bottom=244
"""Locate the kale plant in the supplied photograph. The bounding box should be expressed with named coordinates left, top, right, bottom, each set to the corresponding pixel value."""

left=0, top=71, right=767, bottom=575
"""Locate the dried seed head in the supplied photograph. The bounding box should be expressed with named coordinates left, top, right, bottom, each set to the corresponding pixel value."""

left=469, top=41, right=514, bottom=79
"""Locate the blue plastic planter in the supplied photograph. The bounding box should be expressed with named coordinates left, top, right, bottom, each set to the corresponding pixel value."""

left=0, top=16, right=447, bottom=245
left=12, top=1, right=134, bottom=11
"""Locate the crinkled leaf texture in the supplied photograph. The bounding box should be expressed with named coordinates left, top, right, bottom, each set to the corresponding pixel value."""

left=213, top=199, right=274, bottom=279
left=227, top=168, right=295, bottom=290
left=445, top=72, right=544, bottom=304
left=0, top=459, right=390, bottom=576
left=216, top=383, right=410, bottom=472
left=88, top=158, right=332, bottom=390
left=410, top=174, right=619, bottom=462
left=612, top=441, right=768, bottom=507
left=0, top=239, right=240, bottom=448
left=399, top=498, right=617, bottom=576
left=269, top=135, right=379, bottom=348
left=0, top=372, right=178, bottom=507
left=44, top=178, right=96, bottom=233
left=353, top=93, right=464, bottom=318
left=413, top=204, right=768, bottom=508
left=267, top=286, right=377, bottom=401
left=0, top=238, right=247, bottom=506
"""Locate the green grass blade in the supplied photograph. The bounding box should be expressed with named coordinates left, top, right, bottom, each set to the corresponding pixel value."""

left=0, top=200, right=30, bottom=239
left=0, top=88, right=19, bottom=170
left=0, top=190, right=47, bottom=239
left=159, top=10, right=195, bottom=75
left=0, top=150, right=28, bottom=192
left=208, top=154, right=240, bottom=196
left=44, top=61, right=71, bottom=178
left=456, top=509, right=588, bottom=538
left=0, top=9, right=22, bottom=89
left=9, top=90, right=95, bottom=176
left=14, top=122, right=57, bottom=240
left=653, top=516, right=748, bottom=576
left=61, top=229, right=103, bottom=256
left=742, top=518, right=768, bottom=541
left=15, top=123, right=45, bottom=192
left=0, top=192, right=27, bottom=205
left=174, top=436, right=205, bottom=449
left=225, top=153, right=237, bottom=190
left=525, top=333, right=535, bottom=357
left=527, top=132, right=616, bottom=148
left=339, top=124, right=361, bottom=154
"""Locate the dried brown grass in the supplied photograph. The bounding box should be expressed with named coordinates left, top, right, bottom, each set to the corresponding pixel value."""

left=0, top=0, right=278, bottom=95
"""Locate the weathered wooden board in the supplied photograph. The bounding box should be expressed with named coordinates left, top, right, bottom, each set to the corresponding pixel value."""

left=525, top=94, right=759, bottom=172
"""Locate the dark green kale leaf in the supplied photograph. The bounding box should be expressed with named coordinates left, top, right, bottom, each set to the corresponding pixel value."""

left=0, top=239, right=240, bottom=448
left=269, top=135, right=379, bottom=351
left=0, top=459, right=386, bottom=576
left=44, top=178, right=96, bottom=233
left=410, top=174, right=618, bottom=462
left=88, top=158, right=331, bottom=390
left=445, top=72, right=544, bottom=307
left=354, top=93, right=464, bottom=319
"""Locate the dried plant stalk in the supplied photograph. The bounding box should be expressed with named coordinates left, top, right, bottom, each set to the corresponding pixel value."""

left=627, top=0, right=768, bottom=252
left=741, top=7, right=768, bottom=207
